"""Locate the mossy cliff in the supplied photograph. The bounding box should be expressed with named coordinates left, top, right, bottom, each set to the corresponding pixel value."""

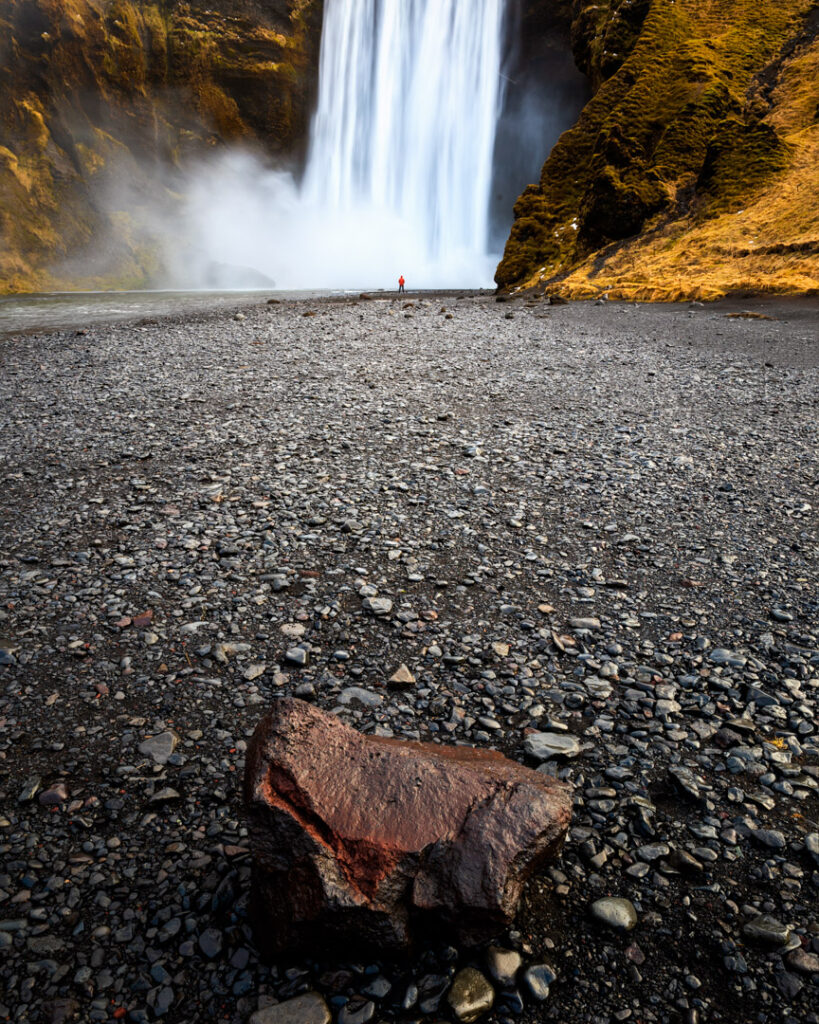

left=0, top=0, right=322, bottom=292
left=498, top=0, right=819, bottom=300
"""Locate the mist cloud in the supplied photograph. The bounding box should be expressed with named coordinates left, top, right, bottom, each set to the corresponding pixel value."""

left=163, top=149, right=500, bottom=291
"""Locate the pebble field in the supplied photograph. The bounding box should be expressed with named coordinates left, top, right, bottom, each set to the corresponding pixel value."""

left=0, top=293, right=817, bottom=1024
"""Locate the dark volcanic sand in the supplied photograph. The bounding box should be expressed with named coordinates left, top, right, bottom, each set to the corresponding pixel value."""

left=0, top=294, right=817, bottom=1024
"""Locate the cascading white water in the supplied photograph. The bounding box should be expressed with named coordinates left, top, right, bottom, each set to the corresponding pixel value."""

left=174, top=0, right=508, bottom=290
left=303, top=0, right=506, bottom=280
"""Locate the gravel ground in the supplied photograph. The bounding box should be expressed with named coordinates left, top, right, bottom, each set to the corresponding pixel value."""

left=0, top=293, right=817, bottom=1024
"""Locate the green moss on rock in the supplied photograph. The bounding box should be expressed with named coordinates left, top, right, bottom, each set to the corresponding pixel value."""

left=497, top=0, right=814, bottom=291
left=697, top=118, right=791, bottom=212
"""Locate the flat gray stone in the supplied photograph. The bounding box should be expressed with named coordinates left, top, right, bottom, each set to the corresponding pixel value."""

left=523, top=731, right=581, bottom=761
left=138, top=731, right=178, bottom=765
left=590, top=897, right=638, bottom=931
left=150, top=787, right=181, bottom=804
left=568, top=617, right=601, bottom=631
left=362, top=596, right=393, bottom=616
left=742, top=915, right=791, bottom=947
left=752, top=828, right=786, bottom=850
left=249, top=993, right=331, bottom=1024
left=337, top=687, right=384, bottom=708
left=709, top=648, right=746, bottom=667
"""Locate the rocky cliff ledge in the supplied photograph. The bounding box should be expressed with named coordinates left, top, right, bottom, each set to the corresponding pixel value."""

left=0, top=0, right=321, bottom=292
left=497, top=0, right=819, bottom=300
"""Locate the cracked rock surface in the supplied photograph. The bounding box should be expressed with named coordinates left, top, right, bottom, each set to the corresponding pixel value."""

left=244, top=698, right=571, bottom=953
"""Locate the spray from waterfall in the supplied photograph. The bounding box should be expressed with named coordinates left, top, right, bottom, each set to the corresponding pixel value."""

left=173, top=0, right=508, bottom=290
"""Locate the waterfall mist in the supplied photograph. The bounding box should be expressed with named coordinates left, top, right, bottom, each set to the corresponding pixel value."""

left=170, top=0, right=507, bottom=291
left=154, top=0, right=589, bottom=291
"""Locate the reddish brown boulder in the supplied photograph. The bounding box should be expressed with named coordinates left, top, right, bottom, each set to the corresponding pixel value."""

left=244, top=698, right=572, bottom=954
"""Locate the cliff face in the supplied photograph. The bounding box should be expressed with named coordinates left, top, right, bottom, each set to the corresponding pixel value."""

left=3, top=0, right=817, bottom=299
left=498, top=0, right=819, bottom=300
left=0, top=0, right=322, bottom=292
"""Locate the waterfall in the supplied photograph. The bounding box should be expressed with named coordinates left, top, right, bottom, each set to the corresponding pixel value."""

left=174, top=0, right=509, bottom=290
left=303, top=0, right=507, bottom=283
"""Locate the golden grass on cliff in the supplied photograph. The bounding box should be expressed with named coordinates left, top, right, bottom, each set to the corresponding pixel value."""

left=550, top=30, right=819, bottom=302
left=505, top=0, right=819, bottom=302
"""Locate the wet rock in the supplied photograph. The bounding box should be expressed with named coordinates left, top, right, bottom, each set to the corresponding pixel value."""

left=337, top=998, right=374, bottom=1024
left=751, top=828, right=786, bottom=850
left=244, top=698, right=571, bottom=953
left=446, top=968, right=494, bottom=1022
left=666, top=848, right=704, bottom=875
left=138, top=731, right=178, bottom=765
left=249, top=993, right=331, bottom=1024
left=522, top=963, right=557, bottom=1001
left=417, top=975, right=449, bottom=1014
left=742, top=915, right=792, bottom=947
left=709, top=648, right=746, bottom=667
left=590, top=897, right=638, bottom=932
left=361, top=976, right=391, bottom=999
left=485, top=946, right=521, bottom=986
left=523, top=732, right=581, bottom=761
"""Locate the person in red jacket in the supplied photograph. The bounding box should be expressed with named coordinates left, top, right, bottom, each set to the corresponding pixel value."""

left=398, top=275, right=405, bottom=294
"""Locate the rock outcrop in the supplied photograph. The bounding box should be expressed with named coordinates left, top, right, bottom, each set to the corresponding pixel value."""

left=0, top=0, right=322, bottom=291
left=4, top=0, right=815, bottom=300
left=244, top=698, right=572, bottom=955
left=497, top=0, right=819, bottom=300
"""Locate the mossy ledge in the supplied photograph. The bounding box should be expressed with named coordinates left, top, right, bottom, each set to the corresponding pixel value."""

left=0, top=0, right=322, bottom=293
left=497, top=0, right=819, bottom=301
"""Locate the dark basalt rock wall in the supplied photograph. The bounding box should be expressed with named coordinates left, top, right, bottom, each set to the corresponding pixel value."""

left=496, top=0, right=818, bottom=297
